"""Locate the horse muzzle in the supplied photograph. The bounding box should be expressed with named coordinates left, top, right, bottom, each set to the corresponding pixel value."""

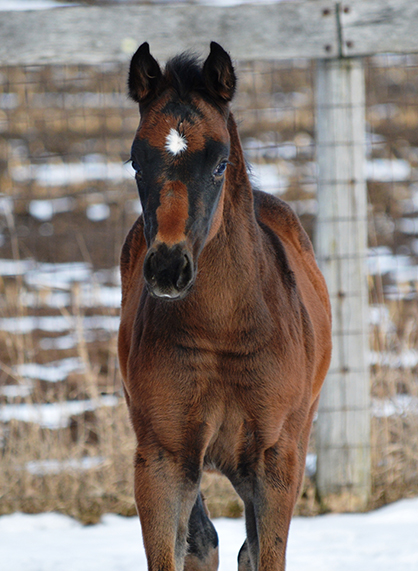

left=143, top=242, right=195, bottom=300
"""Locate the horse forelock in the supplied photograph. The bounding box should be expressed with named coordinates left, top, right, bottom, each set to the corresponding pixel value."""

left=163, top=53, right=205, bottom=100
left=139, top=51, right=231, bottom=117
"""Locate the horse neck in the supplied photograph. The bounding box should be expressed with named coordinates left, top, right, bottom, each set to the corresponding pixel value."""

left=201, top=113, right=267, bottom=299
left=224, top=113, right=255, bottom=214
left=219, top=113, right=261, bottom=253
left=192, top=121, right=272, bottom=344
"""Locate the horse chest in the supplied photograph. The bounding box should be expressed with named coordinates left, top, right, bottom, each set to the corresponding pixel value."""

left=131, top=294, right=308, bottom=394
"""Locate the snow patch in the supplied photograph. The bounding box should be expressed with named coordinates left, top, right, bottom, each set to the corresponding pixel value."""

left=86, top=203, right=110, bottom=222
left=0, top=258, right=36, bottom=276
left=16, top=357, right=85, bottom=383
left=25, top=456, right=104, bottom=476
left=249, top=163, right=289, bottom=195
left=28, top=197, right=75, bottom=221
left=372, top=395, right=418, bottom=418
left=0, top=382, right=33, bottom=399
left=24, top=261, right=92, bottom=290
left=0, top=395, right=119, bottom=429
left=0, top=314, right=120, bottom=335
left=12, top=155, right=134, bottom=187
left=366, top=158, right=411, bottom=182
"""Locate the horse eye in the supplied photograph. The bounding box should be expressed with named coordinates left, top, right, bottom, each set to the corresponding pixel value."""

left=213, top=160, right=228, bottom=178
left=131, top=160, right=143, bottom=180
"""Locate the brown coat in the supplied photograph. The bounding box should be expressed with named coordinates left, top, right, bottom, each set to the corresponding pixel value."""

left=118, top=42, right=331, bottom=571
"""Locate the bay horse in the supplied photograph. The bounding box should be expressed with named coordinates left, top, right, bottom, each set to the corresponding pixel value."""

left=118, top=41, right=331, bottom=571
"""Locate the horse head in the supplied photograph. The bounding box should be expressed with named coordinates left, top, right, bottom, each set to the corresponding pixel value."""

left=128, top=42, right=237, bottom=300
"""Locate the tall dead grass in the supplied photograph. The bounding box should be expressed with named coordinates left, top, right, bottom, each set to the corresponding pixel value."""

left=1, top=168, right=418, bottom=523
left=3, top=309, right=417, bottom=523
left=1, top=58, right=418, bottom=523
left=369, top=297, right=418, bottom=508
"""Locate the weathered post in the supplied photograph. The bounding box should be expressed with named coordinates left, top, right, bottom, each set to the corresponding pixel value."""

left=315, top=57, right=371, bottom=511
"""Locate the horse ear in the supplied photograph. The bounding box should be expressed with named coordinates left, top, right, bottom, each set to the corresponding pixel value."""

left=128, top=42, right=163, bottom=104
left=203, top=42, right=236, bottom=103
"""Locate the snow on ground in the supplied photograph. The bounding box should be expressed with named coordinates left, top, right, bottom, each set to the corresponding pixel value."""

left=0, top=395, right=118, bottom=429
left=1, top=497, right=418, bottom=571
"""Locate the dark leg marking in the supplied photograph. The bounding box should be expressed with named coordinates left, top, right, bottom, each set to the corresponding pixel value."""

left=185, top=493, right=219, bottom=571
left=238, top=540, right=252, bottom=571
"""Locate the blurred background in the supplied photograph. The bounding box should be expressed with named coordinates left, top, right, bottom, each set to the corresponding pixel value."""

left=1, top=0, right=418, bottom=522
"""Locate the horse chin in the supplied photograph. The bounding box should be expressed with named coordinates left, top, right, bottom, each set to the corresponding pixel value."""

left=147, top=281, right=194, bottom=301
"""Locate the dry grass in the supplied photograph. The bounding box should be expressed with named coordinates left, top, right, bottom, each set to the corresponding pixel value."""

left=0, top=408, right=136, bottom=524
left=368, top=296, right=418, bottom=509
left=1, top=238, right=418, bottom=522
left=2, top=57, right=418, bottom=523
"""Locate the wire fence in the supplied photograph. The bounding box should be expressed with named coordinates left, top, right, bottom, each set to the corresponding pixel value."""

left=1, top=54, right=418, bottom=520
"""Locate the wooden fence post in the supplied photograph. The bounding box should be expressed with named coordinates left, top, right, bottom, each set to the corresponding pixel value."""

left=315, top=57, right=371, bottom=511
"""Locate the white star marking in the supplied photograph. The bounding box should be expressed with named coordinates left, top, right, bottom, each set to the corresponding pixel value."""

left=165, top=128, right=188, bottom=155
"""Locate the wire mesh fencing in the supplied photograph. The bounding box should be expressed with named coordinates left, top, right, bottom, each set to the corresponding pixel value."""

left=366, top=54, right=418, bottom=505
left=0, top=54, right=417, bottom=520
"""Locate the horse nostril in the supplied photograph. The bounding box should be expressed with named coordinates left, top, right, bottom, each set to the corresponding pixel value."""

left=144, top=251, right=157, bottom=285
left=176, top=252, right=193, bottom=290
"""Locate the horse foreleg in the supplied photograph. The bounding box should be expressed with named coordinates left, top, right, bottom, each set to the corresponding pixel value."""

left=134, top=446, right=200, bottom=571
left=258, top=431, right=314, bottom=570
left=236, top=443, right=304, bottom=571
left=184, top=493, right=219, bottom=571
left=256, top=483, right=297, bottom=571
left=239, top=483, right=296, bottom=570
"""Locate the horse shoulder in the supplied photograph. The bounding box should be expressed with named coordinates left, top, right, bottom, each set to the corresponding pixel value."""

left=119, top=216, right=147, bottom=383
left=254, top=190, right=332, bottom=398
left=254, top=190, right=325, bottom=299
left=120, top=216, right=146, bottom=298
left=254, top=190, right=310, bottom=253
